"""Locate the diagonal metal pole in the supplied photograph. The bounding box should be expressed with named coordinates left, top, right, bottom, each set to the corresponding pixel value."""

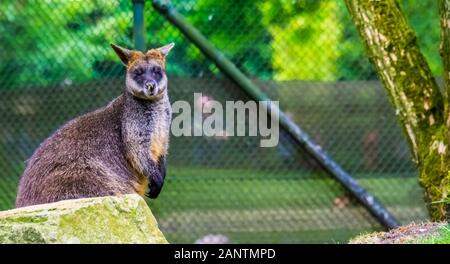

left=152, top=0, right=400, bottom=230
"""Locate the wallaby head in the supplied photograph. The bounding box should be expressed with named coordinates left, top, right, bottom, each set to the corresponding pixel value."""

left=111, top=43, right=175, bottom=100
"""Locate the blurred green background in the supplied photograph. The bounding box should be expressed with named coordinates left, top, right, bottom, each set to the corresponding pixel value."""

left=0, top=0, right=441, bottom=243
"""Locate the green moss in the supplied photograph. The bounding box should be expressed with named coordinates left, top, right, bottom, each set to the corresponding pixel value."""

left=20, top=227, right=46, bottom=243
left=418, top=125, right=450, bottom=220
left=0, top=194, right=168, bottom=244
left=6, top=215, right=48, bottom=224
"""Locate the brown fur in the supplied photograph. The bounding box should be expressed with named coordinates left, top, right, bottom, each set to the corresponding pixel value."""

left=149, top=116, right=169, bottom=163
left=127, top=49, right=166, bottom=70
left=16, top=43, right=173, bottom=207
left=133, top=173, right=150, bottom=196
left=16, top=97, right=137, bottom=207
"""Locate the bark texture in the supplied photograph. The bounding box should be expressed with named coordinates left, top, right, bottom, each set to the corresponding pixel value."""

left=345, top=0, right=450, bottom=220
left=442, top=1, right=450, bottom=109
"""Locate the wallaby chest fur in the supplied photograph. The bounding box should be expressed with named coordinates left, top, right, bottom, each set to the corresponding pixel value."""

left=16, top=43, right=174, bottom=207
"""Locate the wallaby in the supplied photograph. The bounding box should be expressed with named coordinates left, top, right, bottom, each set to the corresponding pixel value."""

left=15, top=43, right=174, bottom=207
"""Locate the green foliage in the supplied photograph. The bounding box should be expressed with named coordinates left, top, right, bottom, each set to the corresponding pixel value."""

left=0, top=0, right=443, bottom=89
left=260, top=0, right=341, bottom=80
left=0, top=0, right=132, bottom=88
left=166, top=0, right=274, bottom=78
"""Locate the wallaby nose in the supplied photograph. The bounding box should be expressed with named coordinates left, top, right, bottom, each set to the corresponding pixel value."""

left=145, top=80, right=157, bottom=92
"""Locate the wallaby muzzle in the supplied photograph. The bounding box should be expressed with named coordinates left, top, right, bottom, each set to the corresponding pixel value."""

left=145, top=80, right=157, bottom=93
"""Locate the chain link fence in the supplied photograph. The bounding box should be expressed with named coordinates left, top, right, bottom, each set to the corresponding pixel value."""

left=0, top=0, right=440, bottom=243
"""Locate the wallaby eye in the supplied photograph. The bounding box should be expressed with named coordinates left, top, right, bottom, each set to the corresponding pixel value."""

left=134, top=68, right=144, bottom=76
left=152, top=66, right=162, bottom=76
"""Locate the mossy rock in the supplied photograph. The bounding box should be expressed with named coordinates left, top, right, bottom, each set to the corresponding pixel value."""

left=0, top=194, right=168, bottom=244
left=350, top=222, right=450, bottom=244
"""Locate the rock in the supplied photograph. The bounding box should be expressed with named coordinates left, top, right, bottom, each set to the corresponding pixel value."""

left=0, top=194, right=168, bottom=244
left=350, top=222, right=449, bottom=244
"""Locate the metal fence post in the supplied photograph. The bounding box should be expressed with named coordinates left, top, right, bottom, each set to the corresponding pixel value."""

left=132, top=0, right=145, bottom=51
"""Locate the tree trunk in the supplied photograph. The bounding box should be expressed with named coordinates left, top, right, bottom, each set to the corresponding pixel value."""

left=441, top=0, right=450, bottom=218
left=442, top=1, right=450, bottom=114
left=345, top=0, right=450, bottom=220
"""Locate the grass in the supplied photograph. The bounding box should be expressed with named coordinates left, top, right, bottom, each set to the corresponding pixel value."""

left=420, top=225, right=450, bottom=244
left=0, top=166, right=430, bottom=243
left=146, top=167, right=429, bottom=243
left=351, top=222, right=450, bottom=244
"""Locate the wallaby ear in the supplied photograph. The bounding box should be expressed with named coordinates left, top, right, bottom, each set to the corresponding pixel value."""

left=157, top=42, right=175, bottom=57
left=111, top=43, right=133, bottom=66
